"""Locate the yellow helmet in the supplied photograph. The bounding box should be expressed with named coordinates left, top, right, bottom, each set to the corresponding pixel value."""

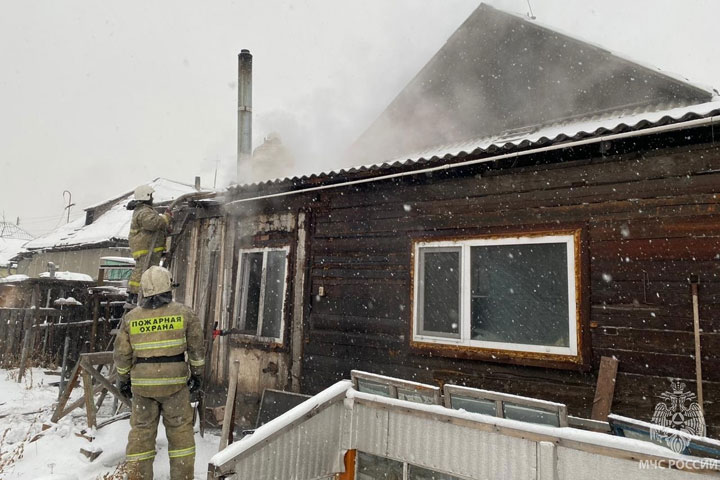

left=140, top=266, right=172, bottom=297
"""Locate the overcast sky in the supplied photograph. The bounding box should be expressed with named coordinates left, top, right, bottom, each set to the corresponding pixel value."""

left=1, top=0, right=718, bottom=237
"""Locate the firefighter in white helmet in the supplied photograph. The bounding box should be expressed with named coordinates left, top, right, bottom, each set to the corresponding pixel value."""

left=114, top=266, right=205, bottom=480
left=126, top=185, right=171, bottom=304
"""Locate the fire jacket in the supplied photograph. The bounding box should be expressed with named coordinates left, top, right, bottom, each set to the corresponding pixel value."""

left=128, top=203, right=170, bottom=261
left=114, top=301, right=205, bottom=397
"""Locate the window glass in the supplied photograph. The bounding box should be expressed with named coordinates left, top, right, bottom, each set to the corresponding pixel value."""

left=419, top=248, right=460, bottom=337
left=408, top=465, right=464, bottom=480
left=357, top=452, right=404, bottom=480
left=470, top=243, right=569, bottom=347
left=260, top=250, right=286, bottom=338
left=449, top=395, right=497, bottom=417
left=357, top=379, right=391, bottom=397
left=240, top=252, right=263, bottom=334
left=396, top=387, right=436, bottom=405
left=503, top=403, right=560, bottom=427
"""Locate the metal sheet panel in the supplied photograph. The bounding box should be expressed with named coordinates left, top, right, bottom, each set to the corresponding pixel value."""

left=556, top=447, right=703, bottom=480
left=351, top=402, right=389, bottom=455
left=385, top=409, right=536, bottom=480
left=230, top=100, right=720, bottom=190
left=229, top=401, right=347, bottom=480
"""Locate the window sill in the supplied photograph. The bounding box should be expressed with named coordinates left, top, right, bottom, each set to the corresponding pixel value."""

left=227, top=332, right=287, bottom=352
left=410, top=339, right=587, bottom=371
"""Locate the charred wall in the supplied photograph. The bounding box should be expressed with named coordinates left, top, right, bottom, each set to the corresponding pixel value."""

left=301, top=141, right=720, bottom=436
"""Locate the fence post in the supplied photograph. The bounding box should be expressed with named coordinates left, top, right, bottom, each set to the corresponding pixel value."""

left=90, top=294, right=99, bottom=353
left=58, top=334, right=71, bottom=400
left=18, top=284, right=40, bottom=382
left=0, top=310, right=7, bottom=364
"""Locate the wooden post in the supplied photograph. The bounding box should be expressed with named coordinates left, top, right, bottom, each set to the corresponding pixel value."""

left=18, top=284, right=40, bottom=382
left=82, top=369, right=96, bottom=428
left=219, top=359, right=240, bottom=451
left=58, top=334, right=71, bottom=400
left=591, top=356, right=619, bottom=421
left=90, top=294, right=100, bottom=353
left=5, top=311, right=19, bottom=361
left=691, top=276, right=704, bottom=415
left=0, top=310, right=7, bottom=363
left=52, top=361, right=82, bottom=423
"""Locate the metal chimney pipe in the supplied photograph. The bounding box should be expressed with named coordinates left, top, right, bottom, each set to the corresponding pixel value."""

left=237, top=49, right=253, bottom=183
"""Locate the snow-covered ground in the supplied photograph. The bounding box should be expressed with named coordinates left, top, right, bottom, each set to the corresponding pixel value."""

left=0, top=368, right=220, bottom=479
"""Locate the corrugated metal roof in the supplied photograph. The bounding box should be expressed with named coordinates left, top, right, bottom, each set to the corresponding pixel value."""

left=233, top=99, right=720, bottom=192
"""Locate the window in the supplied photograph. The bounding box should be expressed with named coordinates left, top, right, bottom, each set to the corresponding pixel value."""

left=233, top=247, right=289, bottom=342
left=443, top=384, right=569, bottom=427
left=356, top=452, right=465, bottom=480
left=413, top=232, right=579, bottom=358
left=351, top=370, right=442, bottom=405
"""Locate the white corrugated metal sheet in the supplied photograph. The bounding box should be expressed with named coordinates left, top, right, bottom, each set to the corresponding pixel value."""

left=224, top=401, right=346, bottom=480
left=383, top=407, right=536, bottom=479
left=232, top=99, right=720, bottom=191
left=209, top=382, right=720, bottom=479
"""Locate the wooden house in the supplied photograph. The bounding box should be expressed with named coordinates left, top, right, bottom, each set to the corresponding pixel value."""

left=171, top=4, right=720, bottom=437
left=16, top=178, right=202, bottom=279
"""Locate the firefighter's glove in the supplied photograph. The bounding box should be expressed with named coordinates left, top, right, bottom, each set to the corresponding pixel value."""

left=187, top=374, right=203, bottom=394
left=119, top=379, right=132, bottom=400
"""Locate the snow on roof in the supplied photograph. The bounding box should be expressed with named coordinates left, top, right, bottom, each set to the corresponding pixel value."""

left=234, top=99, right=720, bottom=190
left=40, top=272, right=93, bottom=282
left=24, top=178, right=205, bottom=252
left=0, top=237, right=28, bottom=267
left=0, top=274, right=29, bottom=283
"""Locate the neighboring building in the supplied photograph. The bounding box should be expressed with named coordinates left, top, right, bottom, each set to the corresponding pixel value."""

left=172, top=3, right=720, bottom=443
left=16, top=178, right=204, bottom=280
left=0, top=222, right=33, bottom=277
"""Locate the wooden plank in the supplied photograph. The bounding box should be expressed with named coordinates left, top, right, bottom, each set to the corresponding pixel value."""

left=219, top=359, right=240, bottom=451
left=591, top=356, right=619, bottom=421
left=82, top=369, right=96, bottom=428
left=80, top=359, right=130, bottom=407
left=692, top=280, right=705, bottom=415
left=0, top=307, right=63, bottom=316
left=51, top=361, right=82, bottom=423
left=56, top=383, right=105, bottom=422
left=18, top=284, right=40, bottom=382
left=90, top=295, right=99, bottom=352
left=81, top=351, right=114, bottom=365
left=4, top=311, right=19, bottom=360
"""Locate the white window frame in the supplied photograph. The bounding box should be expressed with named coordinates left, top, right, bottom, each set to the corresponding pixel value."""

left=413, top=234, right=578, bottom=357
left=232, top=246, right=290, bottom=343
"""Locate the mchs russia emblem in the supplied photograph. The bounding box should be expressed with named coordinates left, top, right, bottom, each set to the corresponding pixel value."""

left=650, top=380, right=705, bottom=454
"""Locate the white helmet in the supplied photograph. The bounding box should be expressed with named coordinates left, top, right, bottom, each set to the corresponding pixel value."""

left=134, top=185, right=155, bottom=202
left=140, top=266, right=172, bottom=297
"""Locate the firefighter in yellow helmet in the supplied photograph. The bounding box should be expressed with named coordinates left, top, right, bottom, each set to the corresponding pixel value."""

left=114, top=266, right=205, bottom=480
left=127, top=185, right=171, bottom=304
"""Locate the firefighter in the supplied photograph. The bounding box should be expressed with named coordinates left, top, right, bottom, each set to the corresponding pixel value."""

left=114, top=266, right=205, bottom=480
left=127, top=185, right=171, bottom=304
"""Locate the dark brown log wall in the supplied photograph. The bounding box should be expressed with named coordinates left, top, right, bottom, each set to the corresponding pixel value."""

left=301, top=142, right=720, bottom=436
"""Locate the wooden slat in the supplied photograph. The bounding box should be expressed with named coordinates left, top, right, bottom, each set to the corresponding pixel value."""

left=82, top=370, right=96, bottom=428
left=51, top=361, right=82, bottom=423
left=80, top=351, right=114, bottom=365
left=80, top=359, right=130, bottom=407
left=591, top=356, right=619, bottom=421
left=219, top=360, right=240, bottom=451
